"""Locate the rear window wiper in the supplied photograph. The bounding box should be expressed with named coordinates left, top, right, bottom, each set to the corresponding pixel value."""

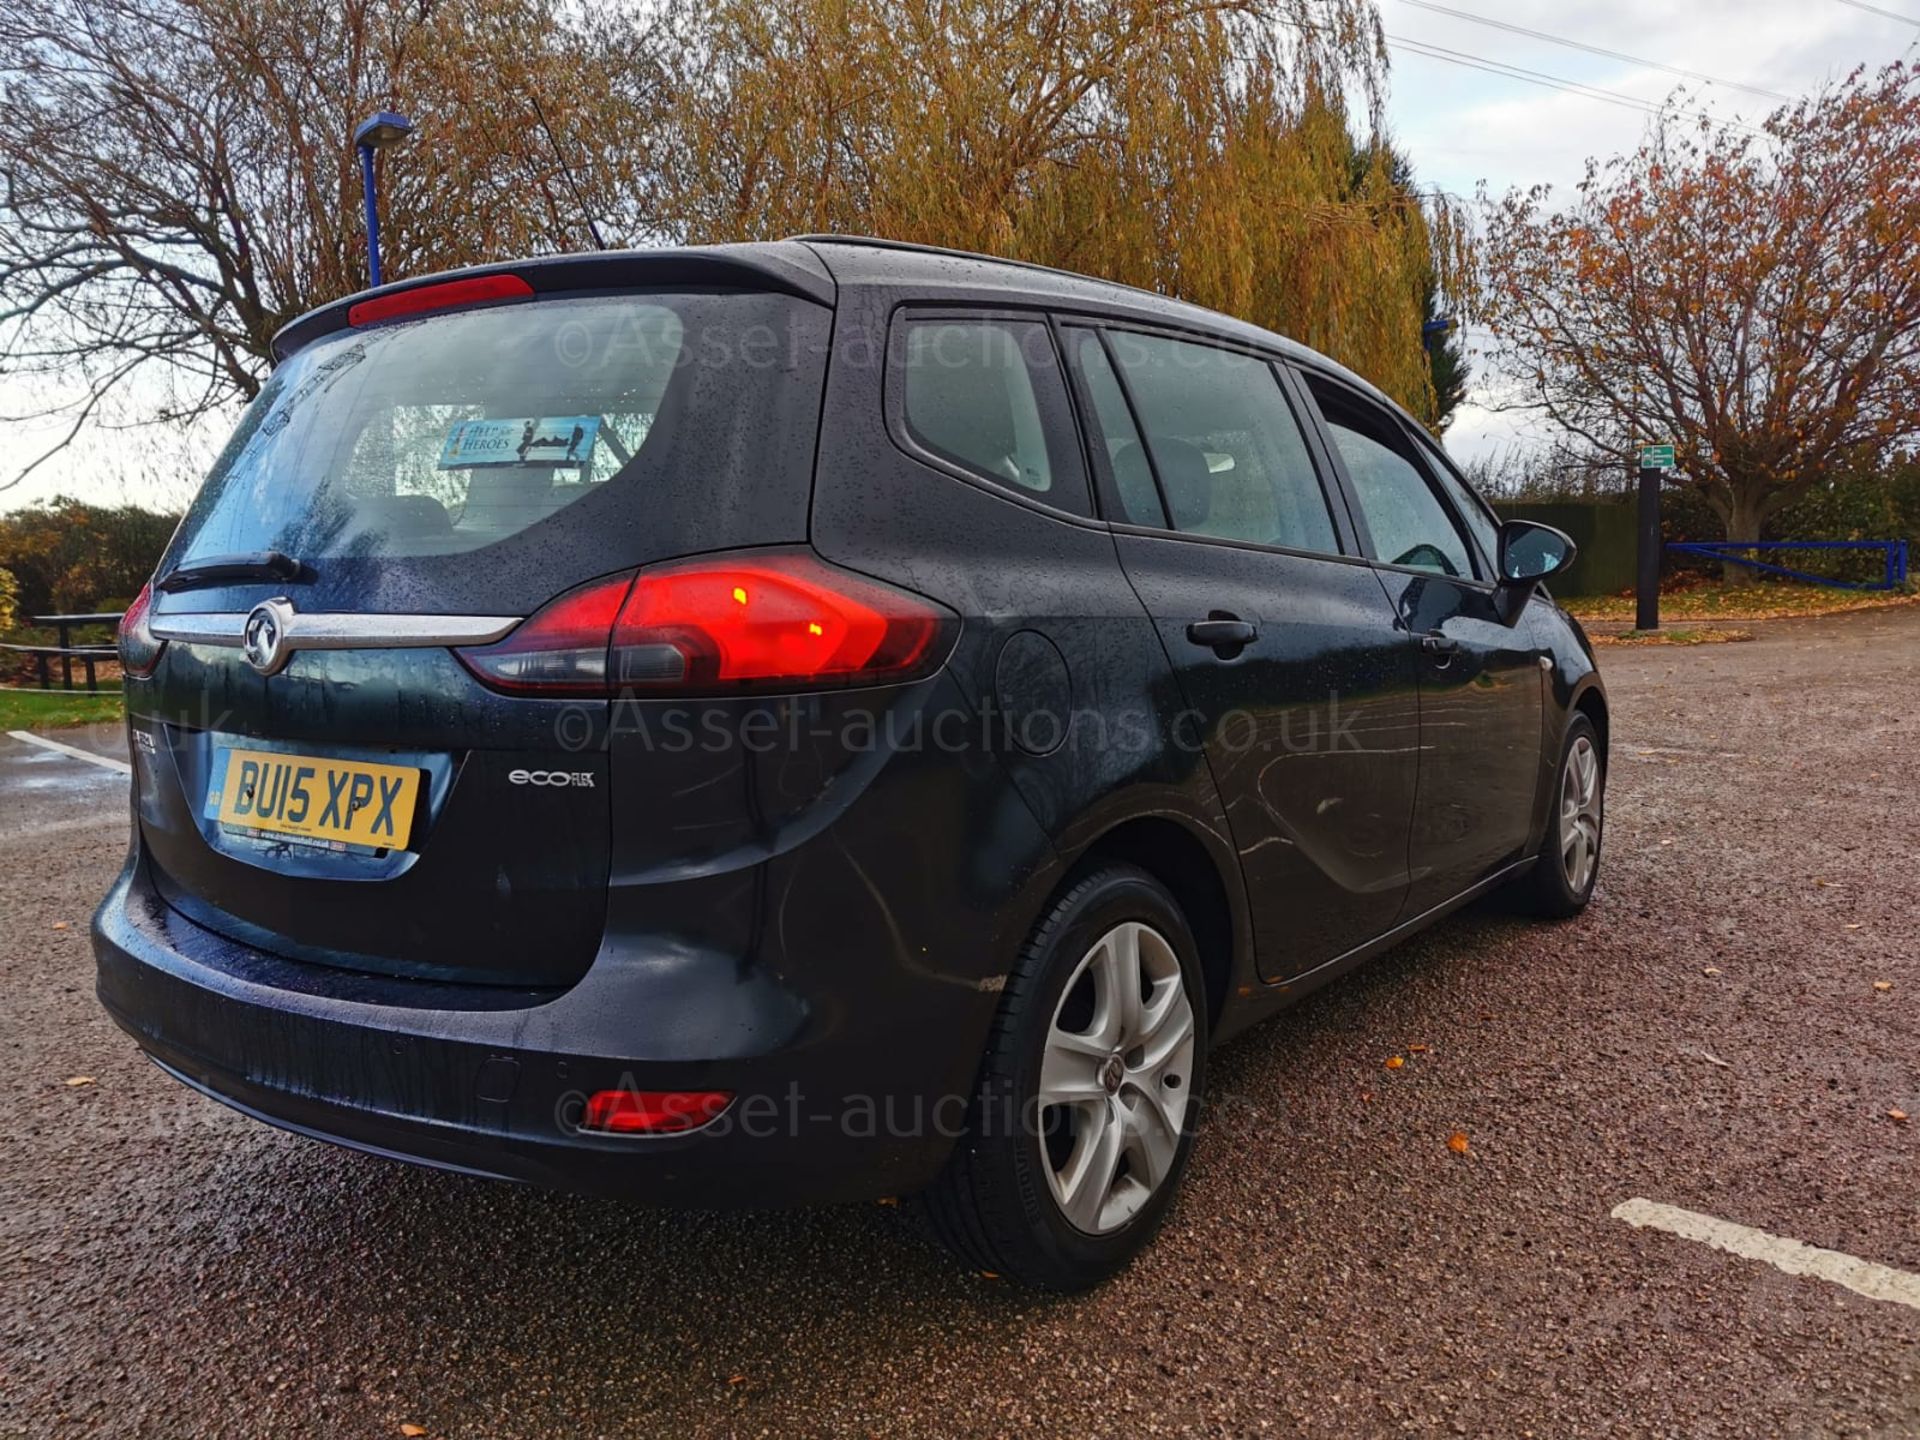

left=155, top=550, right=309, bottom=593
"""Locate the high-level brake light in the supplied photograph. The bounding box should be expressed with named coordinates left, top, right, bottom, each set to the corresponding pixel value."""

left=348, top=273, right=534, bottom=327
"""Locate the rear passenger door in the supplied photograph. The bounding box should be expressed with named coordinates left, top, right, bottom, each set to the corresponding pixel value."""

left=1064, top=325, right=1422, bottom=983
left=1296, top=371, right=1545, bottom=916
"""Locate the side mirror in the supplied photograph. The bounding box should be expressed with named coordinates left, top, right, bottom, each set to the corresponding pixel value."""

left=1497, top=520, right=1577, bottom=587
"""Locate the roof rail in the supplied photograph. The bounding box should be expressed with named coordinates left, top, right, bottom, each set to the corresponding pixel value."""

left=786, top=233, right=1172, bottom=304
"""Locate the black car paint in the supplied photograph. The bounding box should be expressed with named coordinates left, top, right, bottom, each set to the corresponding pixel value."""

left=93, top=237, right=1605, bottom=1206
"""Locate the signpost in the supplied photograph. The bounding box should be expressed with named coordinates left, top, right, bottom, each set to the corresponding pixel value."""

left=1636, top=443, right=1676, bottom=631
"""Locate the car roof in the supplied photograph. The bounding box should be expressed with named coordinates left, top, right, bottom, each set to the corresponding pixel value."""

left=274, top=235, right=1406, bottom=418
left=786, top=234, right=1400, bottom=410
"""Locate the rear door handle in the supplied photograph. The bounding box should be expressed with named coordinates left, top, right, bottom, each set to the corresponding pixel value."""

left=1420, top=632, right=1460, bottom=656
left=1187, top=617, right=1258, bottom=650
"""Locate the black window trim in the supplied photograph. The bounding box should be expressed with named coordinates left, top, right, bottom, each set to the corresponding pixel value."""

left=1401, top=419, right=1504, bottom=578
left=882, top=303, right=1101, bottom=526
left=1057, top=317, right=1362, bottom=565
left=1291, top=363, right=1495, bottom=590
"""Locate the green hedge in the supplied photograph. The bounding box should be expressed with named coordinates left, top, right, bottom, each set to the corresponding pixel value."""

left=1498, top=499, right=1637, bottom=597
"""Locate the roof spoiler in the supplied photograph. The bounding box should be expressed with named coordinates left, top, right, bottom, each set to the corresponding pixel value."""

left=272, top=243, right=837, bottom=360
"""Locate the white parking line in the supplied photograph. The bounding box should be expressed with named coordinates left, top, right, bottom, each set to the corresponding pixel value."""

left=1612, top=1198, right=1920, bottom=1312
left=5, top=730, right=131, bottom=776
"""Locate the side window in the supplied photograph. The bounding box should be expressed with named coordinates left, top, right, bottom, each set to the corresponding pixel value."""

left=1099, top=332, right=1341, bottom=553
left=896, top=318, right=1090, bottom=516
left=1068, top=330, right=1165, bottom=527
left=1415, top=432, right=1502, bottom=571
left=1308, top=379, right=1475, bottom=579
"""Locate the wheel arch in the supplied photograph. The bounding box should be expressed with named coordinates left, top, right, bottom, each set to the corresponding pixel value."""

left=1065, top=815, right=1246, bottom=1032
left=1571, top=680, right=1610, bottom=764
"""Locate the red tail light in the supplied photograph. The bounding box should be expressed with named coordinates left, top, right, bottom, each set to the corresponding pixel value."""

left=454, top=570, right=636, bottom=695
left=347, top=273, right=534, bottom=327
left=580, top=1089, right=734, bottom=1135
left=456, top=549, right=949, bottom=697
left=117, top=583, right=164, bottom=679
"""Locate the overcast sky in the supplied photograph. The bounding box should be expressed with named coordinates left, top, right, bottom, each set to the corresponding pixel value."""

left=0, top=0, right=1913, bottom=514
left=1383, top=0, right=1917, bottom=467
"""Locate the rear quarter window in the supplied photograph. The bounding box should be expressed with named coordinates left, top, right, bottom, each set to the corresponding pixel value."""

left=890, top=316, right=1090, bottom=517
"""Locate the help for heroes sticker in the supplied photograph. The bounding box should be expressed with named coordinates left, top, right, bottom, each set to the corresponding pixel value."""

left=438, top=416, right=600, bottom=468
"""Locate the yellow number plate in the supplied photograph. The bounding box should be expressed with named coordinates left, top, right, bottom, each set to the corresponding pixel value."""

left=213, top=747, right=422, bottom=850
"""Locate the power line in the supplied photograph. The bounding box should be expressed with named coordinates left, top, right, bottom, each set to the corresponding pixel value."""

left=1833, top=0, right=1920, bottom=26
left=1386, top=33, right=1771, bottom=137
left=1389, top=0, right=1794, bottom=103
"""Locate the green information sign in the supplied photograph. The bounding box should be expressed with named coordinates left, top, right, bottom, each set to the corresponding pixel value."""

left=1639, top=444, right=1676, bottom=470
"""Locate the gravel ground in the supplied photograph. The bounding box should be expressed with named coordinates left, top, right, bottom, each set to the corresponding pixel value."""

left=3, top=606, right=1917, bottom=1438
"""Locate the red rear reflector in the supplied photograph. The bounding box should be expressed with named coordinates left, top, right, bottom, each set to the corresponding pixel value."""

left=348, top=273, right=534, bottom=327
left=581, top=1089, right=734, bottom=1135
left=455, top=549, right=950, bottom=697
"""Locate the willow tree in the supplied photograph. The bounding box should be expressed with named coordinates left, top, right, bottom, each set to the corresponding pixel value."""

left=644, top=0, right=1471, bottom=423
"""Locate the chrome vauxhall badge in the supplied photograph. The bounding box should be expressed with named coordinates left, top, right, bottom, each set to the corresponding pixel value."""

left=242, top=597, right=296, bottom=676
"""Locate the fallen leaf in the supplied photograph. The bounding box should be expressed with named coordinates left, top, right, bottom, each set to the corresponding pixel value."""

left=64, top=1076, right=95, bottom=1087
left=1446, top=1131, right=1470, bottom=1154
left=399, top=1426, right=427, bottom=1438
left=1384, top=1055, right=1405, bottom=1070
left=1359, top=1090, right=1375, bottom=1103
left=1845, top=923, right=1864, bottom=931
left=1703, top=967, right=1722, bottom=976
left=1408, top=1043, right=1430, bottom=1054
left=51, top=921, right=69, bottom=931
left=1699, top=1049, right=1731, bottom=1068
left=1890, top=1109, right=1910, bottom=1125
left=978, top=1270, right=1000, bottom=1280
left=1874, top=981, right=1893, bottom=992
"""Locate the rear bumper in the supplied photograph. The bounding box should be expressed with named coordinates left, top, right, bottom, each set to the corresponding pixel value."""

left=92, top=860, right=996, bottom=1207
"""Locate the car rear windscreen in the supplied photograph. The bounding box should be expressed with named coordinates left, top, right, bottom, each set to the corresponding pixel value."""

left=161, top=290, right=830, bottom=614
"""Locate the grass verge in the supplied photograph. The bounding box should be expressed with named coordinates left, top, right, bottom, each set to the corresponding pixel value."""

left=1591, top=627, right=1755, bottom=648
left=1565, top=581, right=1918, bottom=624
left=0, top=686, right=125, bottom=731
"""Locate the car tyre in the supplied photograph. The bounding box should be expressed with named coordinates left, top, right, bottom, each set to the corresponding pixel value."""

left=922, top=863, right=1208, bottom=1291
left=1513, top=713, right=1604, bottom=918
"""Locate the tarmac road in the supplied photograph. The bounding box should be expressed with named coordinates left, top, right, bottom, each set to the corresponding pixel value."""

left=3, top=605, right=1917, bottom=1438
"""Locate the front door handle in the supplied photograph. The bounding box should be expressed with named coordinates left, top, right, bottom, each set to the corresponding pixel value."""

left=1187, top=616, right=1258, bottom=651
left=1420, top=631, right=1461, bottom=657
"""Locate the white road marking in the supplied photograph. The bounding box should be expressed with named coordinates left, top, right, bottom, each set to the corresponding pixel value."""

left=5, top=730, right=131, bottom=775
left=1613, top=1198, right=1920, bottom=1312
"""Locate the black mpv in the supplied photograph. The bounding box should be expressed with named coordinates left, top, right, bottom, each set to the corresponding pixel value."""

left=97, top=237, right=1607, bottom=1290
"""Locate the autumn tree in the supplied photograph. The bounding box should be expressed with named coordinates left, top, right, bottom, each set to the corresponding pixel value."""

left=2, top=0, right=1471, bottom=490
left=0, top=0, right=657, bottom=488
left=1483, top=64, right=1920, bottom=560
left=0, top=496, right=180, bottom=611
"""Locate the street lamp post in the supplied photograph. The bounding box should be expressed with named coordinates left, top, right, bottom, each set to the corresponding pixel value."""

left=353, top=111, right=415, bottom=288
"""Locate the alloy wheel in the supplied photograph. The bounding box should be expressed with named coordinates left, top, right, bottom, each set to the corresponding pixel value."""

left=1038, top=921, right=1196, bottom=1235
left=1560, top=733, right=1603, bottom=893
